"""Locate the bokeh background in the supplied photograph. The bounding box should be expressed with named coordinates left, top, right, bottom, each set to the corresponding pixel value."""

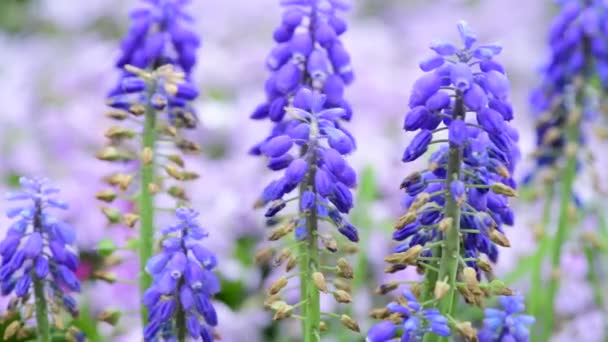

left=0, top=0, right=606, bottom=341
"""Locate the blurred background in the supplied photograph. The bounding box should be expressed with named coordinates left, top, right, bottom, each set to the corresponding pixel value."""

left=0, top=0, right=605, bottom=341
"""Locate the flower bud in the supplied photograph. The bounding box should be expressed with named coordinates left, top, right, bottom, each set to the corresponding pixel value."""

left=312, top=272, right=329, bottom=293
left=333, top=289, right=352, bottom=303
left=340, top=314, right=360, bottom=332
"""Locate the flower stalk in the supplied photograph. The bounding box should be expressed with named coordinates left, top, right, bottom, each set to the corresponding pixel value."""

left=33, top=270, right=50, bottom=342
left=436, top=94, right=465, bottom=318
left=138, top=84, right=158, bottom=324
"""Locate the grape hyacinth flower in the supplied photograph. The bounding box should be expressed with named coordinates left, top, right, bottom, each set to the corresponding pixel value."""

left=249, top=0, right=354, bottom=139
left=367, top=289, right=450, bottom=341
left=478, top=295, right=535, bottom=342
left=529, top=0, right=608, bottom=177
left=142, top=208, right=220, bottom=342
left=526, top=1, right=608, bottom=338
left=255, top=88, right=359, bottom=339
left=0, top=177, right=81, bottom=341
left=98, top=0, right=203, bottom=326
left=250, top=0, right=359, bottom=340
left=370, top=21, right=520, bottom=341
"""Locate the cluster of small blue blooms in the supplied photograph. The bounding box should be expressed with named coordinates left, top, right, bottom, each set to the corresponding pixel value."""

left=478, top=295, right=535, bottom=342
left=395, top=20, right=519, bottom=271
left=256, top=88, right=358, bottom=242
left=367, top=289, right=450, bottom=342
left=249, top=0, right=354, bottom=145
left=143, top=208, right=219, bottom=341
left=528, top=0, right=607, bottom=175
left=0, top=177, right=80, bottom=317
left=106, top=0, right=201, bottom=128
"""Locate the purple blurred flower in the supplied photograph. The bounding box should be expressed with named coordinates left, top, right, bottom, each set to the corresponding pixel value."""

left=143, top=207, right=220, bottom=341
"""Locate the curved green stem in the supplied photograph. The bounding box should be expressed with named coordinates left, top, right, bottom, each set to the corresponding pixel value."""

left=528, top=185, right=554, bottom=331
left=33, top=276, right=50, bottom=342
left=542, top=129, right=578, bottom=341
left=139, top=85, right=158, bottom=325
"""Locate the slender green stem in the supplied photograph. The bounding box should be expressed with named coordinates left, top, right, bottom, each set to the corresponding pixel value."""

left=299, top=241, right=309, bottom=335
left=435, top=145, right=463, bottom=312
left=33, top=276, right=50, bottom=342
left=583, top=246, right=605, bottom=309
left=542, top=122, right=578, bottom=341
left=425, top=95, right=464, bottom=342
left=139, top=84, right=158, bottom=325
left=528, top=185, right=554, bottom=332
left=303, top=140, right=321, bottom=342
left=33, top=205, right=50, bottom=342
left=175, top=303, right=186, bottom=342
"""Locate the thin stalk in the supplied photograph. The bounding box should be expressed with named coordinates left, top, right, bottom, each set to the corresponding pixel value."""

left=583, top=246, right=605, bottom=311
left=139, top=84, right=158, bottom=325
left=32, top=204, right=50, bottom=342
left=542, top=146, right=576, bottom=340
left=528, top=185, right=554, bottom=330
left=303, top=136, right=321, bottom=342
left=543, top=35, right=590, bottom=338
left=175, top=302, right=187, bottom=342
left=425, top=95, right=464, bottom=342
left=33, top=276, right=50, bottom=342
left=299, top=242, right=309, bottom=335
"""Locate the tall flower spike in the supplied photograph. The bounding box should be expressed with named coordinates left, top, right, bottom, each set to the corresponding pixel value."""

left=98, top=0, right=202, bottom=327
left=142, top=208, right=220, bottom=342
left=528, top=0, right=608, bottom=180
left=478, top=295, right=535, bottom=342
left=0, top=177, right=81, bottom=341
left=367, top=289, right=450, bottom=342
left=526, top=1, right=608, bottom=339
left=250, top=1, right=358, bottom=339
left=249, top=0, right=354, bottom=145
left=369, top=21, right=520, bottom=341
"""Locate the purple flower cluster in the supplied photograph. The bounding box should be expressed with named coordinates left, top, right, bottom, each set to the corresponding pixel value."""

left=529, top=0, right=606, bottom=170
left=367, top=289, right=450, bottom=341
left=143, top=208, right=220, bottom=341
left=0, top=177, right=80, bottom=316
left=106, top=0, right=200, bottom=128
left=397, top=21, right=519, bottom=267
left=256, top=88, right=358, bottom=242
left=249, top=0, right=354, bottom=129
left=478, top=295, right=535, bottom=342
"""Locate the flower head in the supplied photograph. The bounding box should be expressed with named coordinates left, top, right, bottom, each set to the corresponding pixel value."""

left=366, top=289, right=450, bottom=341
left=249, top=0, right=354, bottom=127
left=107, top=0, right=200, bottom=128
left=0, top=177, right=80, bottom=318
left=143, top=207, right=219, bottom=341
left=395, top=21, right=518, bottom=270
left=478, top=295, right=535, bottom=342
left=528, top=0, right=608, bottom=179
left=256, top=88, right=358, bottom=241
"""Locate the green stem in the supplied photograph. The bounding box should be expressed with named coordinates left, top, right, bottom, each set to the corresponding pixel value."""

left=583, top=246, right=605, bottom=311
left=542, top=125, right=578, bottom=341
left=33, top=204, right=50, bottom=342
left=299, top=240, right=309, bottom=335
left=33, top=276, right=50, bottom=342
left=139, top=85, right=158, bottom=325
left=302, top=142, right=321, bottom=342
left=528, top=185, right=554, bottom=332
left=425, top=95, right=464, bottom=342
left=436, top=144, right=463, bottom=314
left=175, top=304, right=186, bottom=342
